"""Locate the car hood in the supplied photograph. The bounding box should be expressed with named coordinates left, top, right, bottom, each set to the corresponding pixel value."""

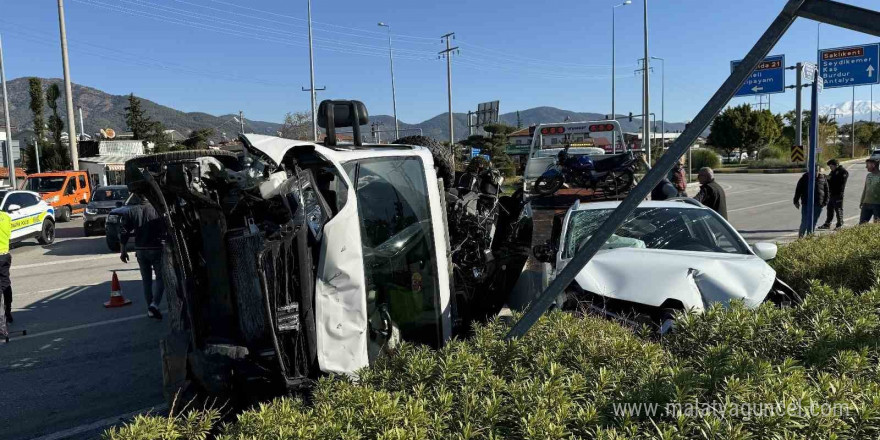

left=562, top=248, right=776, bottom=311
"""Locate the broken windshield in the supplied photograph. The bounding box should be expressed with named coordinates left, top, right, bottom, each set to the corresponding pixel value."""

left=563, top=207, right=749, bottom=258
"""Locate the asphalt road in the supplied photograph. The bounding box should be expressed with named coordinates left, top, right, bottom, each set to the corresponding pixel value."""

left=712, top=160, right=869, bottom=243
left=1, top=218, right=167, bottom=440
left=1, top=161, right=873, bottom=440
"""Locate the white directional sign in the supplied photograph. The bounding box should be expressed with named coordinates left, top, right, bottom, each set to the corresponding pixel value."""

left=803, top=62, right=817, bottom=81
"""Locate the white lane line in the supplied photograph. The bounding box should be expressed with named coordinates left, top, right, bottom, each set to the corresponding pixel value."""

left=12, top=254, right=118, bottom=271
left=727, top=199, right=791, bottom=213
left=29, top=403, right=168, bottom=440
left=13, top=314, right=147, bottom=341
left=12, top=284, right=99, bottom=298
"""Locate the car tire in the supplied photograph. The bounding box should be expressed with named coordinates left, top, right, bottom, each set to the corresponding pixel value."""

left=393, top=135, right=454, bottom=188
left=57, top=206, right=71, bottom=223
left=106, top=237, right=120, bottom=253
left=125, top=150, right=240, bottom=191
left=37, top=219, right=55, bottom=245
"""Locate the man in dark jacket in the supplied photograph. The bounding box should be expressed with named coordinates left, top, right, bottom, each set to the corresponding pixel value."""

left=819, top=159, right=849, bottom=230
left=694, top=167, right=727, bottom=219
left=119, top=198, right=166, bottom=319
left=651, top=178, right=679, bottom=201
left=794, top=166, right=830, bottom=237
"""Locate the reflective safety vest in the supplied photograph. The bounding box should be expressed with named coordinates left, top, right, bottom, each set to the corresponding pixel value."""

left=0, top=212, right=10, bottom=254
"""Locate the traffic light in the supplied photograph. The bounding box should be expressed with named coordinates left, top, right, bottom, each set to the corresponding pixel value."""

left=628, top=112, right=633, bottom=122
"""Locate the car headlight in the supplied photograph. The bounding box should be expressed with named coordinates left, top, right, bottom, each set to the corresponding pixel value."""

left=48, top=195, right=60, bottom=203
left=106, top=215, right=119, bottom=224
left=85, top=206, right=97, bottom=215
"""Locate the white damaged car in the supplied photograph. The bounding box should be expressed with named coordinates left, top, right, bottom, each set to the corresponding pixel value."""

left=533, top=199, right=798, bottom=333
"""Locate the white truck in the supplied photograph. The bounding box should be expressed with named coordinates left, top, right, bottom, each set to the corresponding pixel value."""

left=522, top=120, right=628, bottom=194
left=125, top=100, right=534, bottom=407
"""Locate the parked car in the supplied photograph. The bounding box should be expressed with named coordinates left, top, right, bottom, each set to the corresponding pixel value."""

left=872, top=148, right=880, bottom=156
left=533, top=199, right=797, bottom=333
left=84, top=185, right=130, bottom=236
left=1, top=189, right=55, bottom=245
left=104, top=193, right=141, bottom=252
left=23, top=170, right=91, bottom=222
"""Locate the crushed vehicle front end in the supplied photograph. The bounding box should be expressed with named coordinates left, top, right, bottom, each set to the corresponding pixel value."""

left=542, top=200, right=797, bottom=332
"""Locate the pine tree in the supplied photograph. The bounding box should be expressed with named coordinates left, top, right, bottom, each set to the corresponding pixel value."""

left=23, top=78, right=47, bottom=172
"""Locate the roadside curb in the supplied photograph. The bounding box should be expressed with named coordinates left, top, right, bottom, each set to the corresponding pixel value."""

left=714, top=168, right=804, bottom=174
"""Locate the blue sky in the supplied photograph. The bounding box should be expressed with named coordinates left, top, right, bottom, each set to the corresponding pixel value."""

left=0, top=0, right=878, bottom=125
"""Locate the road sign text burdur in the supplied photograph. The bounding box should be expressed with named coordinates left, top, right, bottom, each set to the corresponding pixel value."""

left=818, top=43, right=880, bottom=89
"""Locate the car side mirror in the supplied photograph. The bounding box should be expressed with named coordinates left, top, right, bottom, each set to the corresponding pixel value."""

left=752, top=242, right=778, bottom=261
left=115, top=201, right=124, bottom=208
left=6, top=204, right=20, bottom=213
left=532, top=243, right=554, bottom=263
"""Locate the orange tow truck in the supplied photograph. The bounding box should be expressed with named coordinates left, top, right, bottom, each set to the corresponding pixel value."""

left=22, top=170, right=92, bottom=222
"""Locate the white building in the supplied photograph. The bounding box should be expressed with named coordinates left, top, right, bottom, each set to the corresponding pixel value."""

left=79, top=140, right=145, bottom=187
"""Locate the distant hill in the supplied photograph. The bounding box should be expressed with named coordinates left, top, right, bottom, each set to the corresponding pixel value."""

left=0, top=77, right=282, bottom=141
left=1, top=77, right=691, bottom=143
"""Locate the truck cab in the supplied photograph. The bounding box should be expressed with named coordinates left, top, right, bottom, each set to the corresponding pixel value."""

left=23, top=170, right=91, bottom=222
left=522, top=120, right=626, bottom=193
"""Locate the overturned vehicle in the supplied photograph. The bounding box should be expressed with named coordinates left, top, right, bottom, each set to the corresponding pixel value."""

left=127, top=100, right=533, bottom=404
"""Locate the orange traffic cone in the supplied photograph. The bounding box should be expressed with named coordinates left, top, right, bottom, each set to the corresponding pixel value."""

left=104, top=271, right=132, bottom=308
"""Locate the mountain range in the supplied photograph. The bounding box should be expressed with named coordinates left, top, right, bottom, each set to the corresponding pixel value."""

left=819, top=100, right=880, bottom=120
left=0, top=77, right=687, bottom=142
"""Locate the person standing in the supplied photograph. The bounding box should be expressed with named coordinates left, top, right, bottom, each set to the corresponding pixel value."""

left=819, top=159, right=849, bottom=230
left=670, top=158, right=688, bottom=197
left=119, top=197, right=165, bottom=319
left=859, top=155, right=880, bottom=224
left=794, top=166, right=830, bottom=237
left=694, top=167, right=728, bottom=219
left=0, top=208, right=11, bottom=337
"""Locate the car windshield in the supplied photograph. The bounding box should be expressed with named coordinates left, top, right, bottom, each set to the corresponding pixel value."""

left=563, top=207, right=749, bottom=258
left=25, top=177, right=66, bottom=193
left=92, top=188, right=129, bottom=202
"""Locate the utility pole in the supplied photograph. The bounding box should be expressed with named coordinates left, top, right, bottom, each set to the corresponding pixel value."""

left=651, top=56, right=665, bottom=148
left=78, top=106, right=85, bottom=141
left=378, top=23, right=399, bottom=140
left=306, top=0, right=318, bottom=141
left=57, top=0, right=78, bottom=170
left=34, top=138, right=40, bottom=174
left=239, top=110, right=245, bottom=134
left=642, top=0, right=651, bottom=166
left=302, top=86, right=326, bottom=139
left=439, top=33, right=458, bottom=147
left=0, top=35, right=15, bottom=188
left=852, top=86, right=856, bottom=157
left=612, top=1, right=631, bottom=120
left=795, top=64, right=804, bottom=149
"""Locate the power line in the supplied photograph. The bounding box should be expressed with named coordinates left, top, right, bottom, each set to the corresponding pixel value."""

left=71, top=0, right=436, bottom=60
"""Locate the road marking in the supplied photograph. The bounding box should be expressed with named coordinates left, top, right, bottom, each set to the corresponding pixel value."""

left=29, top=403, right=168, bottom=440
left=12, top=254, right=118, bottom=271
left=727, top=199, right=791, bottom=213
left=13, top=314, right=148, bottom=341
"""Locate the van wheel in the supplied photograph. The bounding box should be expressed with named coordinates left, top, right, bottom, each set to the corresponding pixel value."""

left=37, top=219, right=55, bottom=245
left=57, top=206, right=71, bottom=222
left=393, top=136, right=454, bottom=188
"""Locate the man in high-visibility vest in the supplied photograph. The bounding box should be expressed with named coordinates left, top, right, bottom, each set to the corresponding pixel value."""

left=0, top=208, right=11, bottom=337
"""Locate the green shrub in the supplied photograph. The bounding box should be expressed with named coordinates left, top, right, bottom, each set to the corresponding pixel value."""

left=772, top=223, right=880, bottom=293
left=691, top=148, right=721, bottom=170
left=757, top=145, right=786, bottom=160
left=112, top=271, right=880, bottom=439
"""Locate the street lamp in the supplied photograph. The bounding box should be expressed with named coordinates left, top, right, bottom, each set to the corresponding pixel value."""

left=650, top=56, right=664, bottom=147
left=642, top=0, right=651, bottom=166
left=378, top=22, right=399, bottom=140
left=611, top=0, right=631, bottom=121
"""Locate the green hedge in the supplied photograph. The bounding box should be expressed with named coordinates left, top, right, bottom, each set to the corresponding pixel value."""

left=108, top=274, right=880, bottom=439
left=772, top=223, right=880, bottom=293
left=690, top=149, right=720, bottom=171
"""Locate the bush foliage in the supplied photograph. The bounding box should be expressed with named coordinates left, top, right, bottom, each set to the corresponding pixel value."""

left=109, top=246, right=880, bottom=439
left=772, top=223, right=880, bottom=293
left=690, top=149, right=720, bottom=171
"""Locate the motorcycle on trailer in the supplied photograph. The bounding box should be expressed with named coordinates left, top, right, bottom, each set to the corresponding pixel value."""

left=533, top=144, right=637, bottom=196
